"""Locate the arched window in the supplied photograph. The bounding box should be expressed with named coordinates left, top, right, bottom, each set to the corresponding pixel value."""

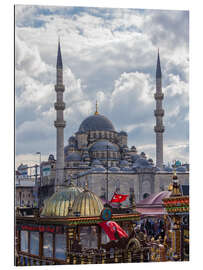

left=143, top=193, right=150, bottom=199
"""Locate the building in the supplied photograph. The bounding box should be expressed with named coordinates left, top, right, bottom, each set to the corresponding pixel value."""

left=15, top=178, right=36, bottom=207
left=38, top=41, right=189, bottom=205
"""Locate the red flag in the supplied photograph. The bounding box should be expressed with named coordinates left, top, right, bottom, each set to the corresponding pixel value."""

left=110, top=193, right=128, bottom=203
left=99, top=221, right=128, bottom=241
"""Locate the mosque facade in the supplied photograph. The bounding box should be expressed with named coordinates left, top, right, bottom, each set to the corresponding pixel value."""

left=40, top=42, right=189, bottom=205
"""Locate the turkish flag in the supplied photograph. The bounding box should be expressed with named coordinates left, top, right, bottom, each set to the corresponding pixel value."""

left=99, top=221, right=128, bottom=241
left=110, top=193, right=128, bottom=203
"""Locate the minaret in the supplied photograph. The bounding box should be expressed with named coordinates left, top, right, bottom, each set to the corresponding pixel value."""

left=154, top=50, right=164, bottom=169
left=54, top=39, right=66, bottom=192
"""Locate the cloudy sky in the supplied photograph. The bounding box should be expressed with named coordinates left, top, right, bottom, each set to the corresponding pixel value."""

left=15, top=5, right=189, bottom=167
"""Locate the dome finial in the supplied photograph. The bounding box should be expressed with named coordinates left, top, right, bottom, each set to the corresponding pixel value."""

left=84, top=181, right=88, bottom=191
left=95, top=100, right=99, bottom=115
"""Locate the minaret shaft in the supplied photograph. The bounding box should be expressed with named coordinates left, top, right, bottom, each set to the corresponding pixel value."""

left=154, top=51, right=164, bottom=169
left=54, top=41, right=66, bottom=192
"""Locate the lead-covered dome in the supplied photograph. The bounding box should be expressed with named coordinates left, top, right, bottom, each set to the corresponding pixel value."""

left=89, top=140, right=119, bottom=152
left=78, top=114, right=115, bottom=132
left=41, top=183, right=83, bottom=217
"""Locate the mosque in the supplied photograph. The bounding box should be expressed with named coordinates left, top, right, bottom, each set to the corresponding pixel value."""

left=40, top=41, right=189, bottom=205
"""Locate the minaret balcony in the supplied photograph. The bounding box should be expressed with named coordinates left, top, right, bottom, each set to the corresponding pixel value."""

left=55, top=85, right=65, bottom=92
left=154, top=125, right=165, bottom=133
left=154, top=93, right=164, bottom=100
left=54, top=120, right=66, bottom=128
left=54, top=102, right=65, bottom=110
left=154, top=109, right=164, bottom=117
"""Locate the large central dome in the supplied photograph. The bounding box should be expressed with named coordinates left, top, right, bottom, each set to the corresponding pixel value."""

left=78, top=114, right=115, bottom=132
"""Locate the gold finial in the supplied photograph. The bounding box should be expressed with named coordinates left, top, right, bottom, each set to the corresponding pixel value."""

left=95, top=100, right=99, bottom=115
left=84, top=181, right=88, bottom=191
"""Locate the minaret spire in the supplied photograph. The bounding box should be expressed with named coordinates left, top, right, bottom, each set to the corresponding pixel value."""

left=154, top=49, right=164, bottom=169
left=95, top=100, right=99, bottom=115
left=57, top=38, right=63, bottom=69
left=156, top=49, right=162, bottom=78
left=54, top=39, right=66, bottom=192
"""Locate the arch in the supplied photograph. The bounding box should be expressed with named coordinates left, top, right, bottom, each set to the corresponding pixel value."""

left=143, top=193, right=150, bottom=199
left=141, top=180, right=151, bottom=199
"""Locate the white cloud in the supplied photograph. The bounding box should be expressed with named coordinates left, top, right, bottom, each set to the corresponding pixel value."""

left=15, top=6, right=189, bottom=165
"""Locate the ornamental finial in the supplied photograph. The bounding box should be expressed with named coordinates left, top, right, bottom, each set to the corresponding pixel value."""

left=95, top=100, right=99, bottom=115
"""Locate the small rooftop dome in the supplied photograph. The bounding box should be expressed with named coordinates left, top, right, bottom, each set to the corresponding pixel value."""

left=65, top=152, right=81, bottom=161
left=120, top=160, right=129, bottom=167
left=72, top=185, right=104, bottom=217
left=133, top=158, right=152, bottom=169
left=109, top=166, right=120, bottom=172
left=131, top=154, right=140, bottom=162
left=89, top=140, right=119, bottom=152
left=41, top=183, right=83, bottom=217
left=92, top=159, right=102, bottom=166
left=119, top=130, right=128, bottom=136
left=176, top=166, right=187, bottom=172
left=48, top=154, right=55, bottom=161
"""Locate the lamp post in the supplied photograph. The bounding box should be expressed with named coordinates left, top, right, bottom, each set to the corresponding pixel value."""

left=36, top=152, right=41, bottom=184
left=36, top=152, right=41, bottom=207
left=106, top=144, right=109, bottom=202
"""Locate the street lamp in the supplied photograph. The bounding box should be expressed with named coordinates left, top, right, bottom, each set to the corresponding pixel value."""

left=36, top=152, right=42, bottom=208
left=106, top=144, right=109, bottom=202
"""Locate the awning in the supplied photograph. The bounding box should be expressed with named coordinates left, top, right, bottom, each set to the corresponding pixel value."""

left=136, top=207, right=167, bottom=217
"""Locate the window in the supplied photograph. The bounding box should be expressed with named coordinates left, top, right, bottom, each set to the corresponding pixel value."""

left=55, top=234, right=66, bottom=260
left=20, top=230, right=28, bottom=252
left=43, top=232, right=53, bottom=258
left=30, top=231, right=39, bottom=255
left=80, top=226, right=98, bottom=249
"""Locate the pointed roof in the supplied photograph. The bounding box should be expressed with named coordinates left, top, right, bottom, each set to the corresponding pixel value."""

left=57, top=39, right=63, bottom=68
left=156, top=49, right=162, bottom=78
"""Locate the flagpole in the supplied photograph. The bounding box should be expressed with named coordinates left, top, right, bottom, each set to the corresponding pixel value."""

left=106, top=144, right=109, bottom=202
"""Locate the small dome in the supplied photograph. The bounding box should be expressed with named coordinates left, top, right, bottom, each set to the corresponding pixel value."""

left=41, top=183, right=83, bottom=217
left=79, top=114, right=115, bottom=132
left=65, top=152, right=81, bottom=161
left=91, top=167, right=106, bottom=172
left=109, top=166, right=120, bottom=171
left=48, top=154, right=55, bottom=161
left=120, top=160, right=129, bottom=167
left=89, top=140, right=119, bottom=152
left=131, top=154, right=140, bottom=162
left=92, top=159, right=102, bottom=166
left=119, top=130, right=127, bottom=136
left=133, top=158, right=152, bottom=168
left=164, top=166, right=173, bottom=172
left=176, top=166, right=187, bottom=172
left=121, top=167, right=132, bottom=172
left=72, top=186, right=104, bottom=217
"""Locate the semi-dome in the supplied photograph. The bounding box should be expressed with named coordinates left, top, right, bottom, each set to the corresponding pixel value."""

left=72, top=185, right=104, bottom=217
left=176, top=166, right=187, bottom=172
left=133, top=158, right=152, bottom=168
left=92, top=159, right=102, bottom=166
left=41, top=183, right=83, bottom=217
left=119, top=130, right=127, bottom=136
left=120, top=160, right=129, bottom=167
left=78, top=114, right=115, bottom=132
left=109, top=166, right=120, bottom=172
left=131, top=154, right=140, bottom=162
left=89, top=140, right=119, bottom=152
left=65, top=152, right=81, bottom=161
left=91, top=166, right=106, bottom=172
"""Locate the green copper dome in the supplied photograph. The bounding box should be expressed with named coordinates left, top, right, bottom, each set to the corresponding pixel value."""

left=41, top=183, right=83, bottom=217
left=72, top=185, right=104, bottom=217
